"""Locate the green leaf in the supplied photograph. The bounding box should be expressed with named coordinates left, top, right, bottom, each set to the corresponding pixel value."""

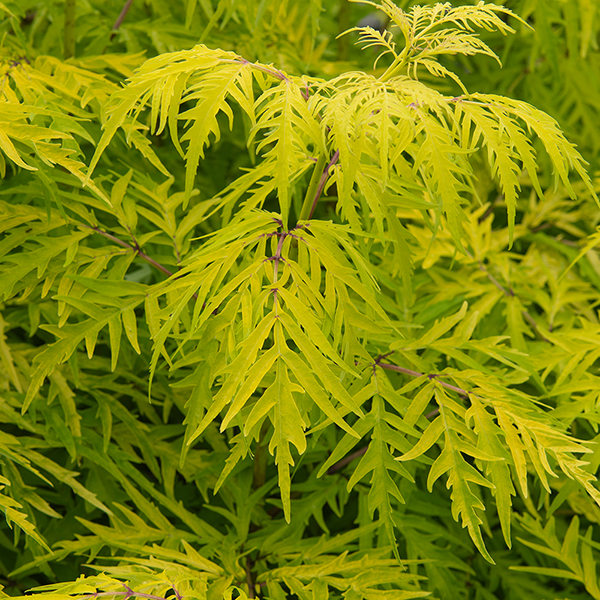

left=122, top=307, right=141, bottom=354
left=266, top=362, right=307, bottom=522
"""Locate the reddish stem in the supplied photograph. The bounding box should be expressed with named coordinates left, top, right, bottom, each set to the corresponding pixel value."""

left=111, top=0, right=134, bottom=38
left=375, top=361, right=473, bottom=397
left=308, top=150, right=340, bottom=220
left=327, top=445, right=369, bottom=474
left=84, top=225, right=174, bottom=278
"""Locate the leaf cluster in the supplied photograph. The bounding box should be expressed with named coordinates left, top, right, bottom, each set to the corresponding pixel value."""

left=1, top=1, right=600, bottom=599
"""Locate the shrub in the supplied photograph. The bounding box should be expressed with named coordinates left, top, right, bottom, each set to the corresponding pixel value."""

left=1, top=1, right=600, bottom=599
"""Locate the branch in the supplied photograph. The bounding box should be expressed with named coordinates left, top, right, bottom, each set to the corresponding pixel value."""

left=327, top=445, right=368, bottom=474
left=467, top=251, right=550, bottom=344
left=245, top=556, right=256, bottom=599
left=64, top=0, right=76, bottom=59
left=229, top=58, right=287, bottom=82
left=83, top=225, right=175, bottom=278
left=111, top=0, right=134, bottom=38
left=375, top=360, right=475, bottom=398
left=307, top=150, right=340, bottom=220
left=82, top=224, right=202, bottom=300
left=82, top=588, right=172, bottom=600
left=252, top=421, right=270, bottom=491
left=327, top=361, right=453, bottom=474
left=228, top=57, right=338, bottom=223
left=299, top=154, right=327, bottom=222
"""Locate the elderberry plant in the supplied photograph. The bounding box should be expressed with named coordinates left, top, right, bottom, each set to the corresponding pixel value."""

left=1, top=1, right=600, bottom=599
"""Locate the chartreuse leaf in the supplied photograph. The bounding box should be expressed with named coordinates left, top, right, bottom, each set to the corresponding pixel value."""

left=187, top=312, right=277, bottom=444
left=264, top=551, right=429, bottom=599
left=365, top=1, right=519, bottom=76
left=251, top=79, right=323, bottom=227
left=559, top=226, right=600, bottom=281
left=0, top=475, right=49, bottom=550
left=87, top=45, right=263, bottom=202
left=279, top=313, right=362, bottom=418
left=413, top=116, right=471, bottom=251
left=0, top=229, right=90, bottom=302
left=121, top=307, right=141, bottom=354
left=266, top=357, right=307, bottom=522
left=277, top=287, right=356, bottom=375
left=0, top=314, right=22, bottom=392
left=456, top=101, right=525, bottom=246
left=483, top=94, right=597, bottom=202
left=512, top=515, right=600, bottom=599
left=393, top=301, right=468, bottom=351
left=107, top=314, right=122, bottom=371
left=467, top=396, right=515, bottom=548
left=24, top=320, right=99, bottom=412
left=282, top=351, right=359, bottom=439
left=347, top=395, right=414, bottom=562
left=317, top=374, right=421, bottom=561
left=178, top=61, right=254, bottom=201
left=0, top=2, right=17, bottom=17
left=0, top=128, right=36, bottom=171
left=494, top=402, right=600, bottom=505
left=24, top=282, right=144, bottom=410
left=399, top=386, right=497, bottom=563
left=4, top=1, right=600, bottom=597
left=21, top=448, right=112, bottom=516
left=220, top=346, right=279, bottom=430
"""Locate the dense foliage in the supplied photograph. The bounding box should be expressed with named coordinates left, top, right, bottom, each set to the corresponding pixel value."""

left=1, top=0, right=600, bottom=598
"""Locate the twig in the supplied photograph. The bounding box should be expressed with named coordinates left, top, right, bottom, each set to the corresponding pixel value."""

left=308, top=150, right=340, bottom=220
left=561, top=239, right=578, bottom=247
left=231, top=58, right=287, bottom=82
left=530, top=223, right=552, bottom=233
left=478, top=261, right=513, bottom=297
left=272, top=232, right=285, bottom=312
left=111, top=0, right=134, bottom=39
left=64, top=0, right=76, bottom=59
left=327, top=445, right=369, bottom=474
left=375, top=360, right=474, bottom=398
left=245, top=556, right=256, bottom=599
left=477, top=199, right=498, bottom=223
left=521, top=310, right=550, bottom=341
left=171, top=586, right=182, bottom=600
left=84, top=225, right=174, bottom=278
left=468, top=252, right=551, bottom=344
left=82, top=587, right=171, bottom=600
left=83, top=224, right=203, bottom=300
left=482, top=265, right=550, bottom=342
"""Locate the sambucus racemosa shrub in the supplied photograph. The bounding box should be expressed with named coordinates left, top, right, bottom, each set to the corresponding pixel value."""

left=1, top=0, right=600, bottom=598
